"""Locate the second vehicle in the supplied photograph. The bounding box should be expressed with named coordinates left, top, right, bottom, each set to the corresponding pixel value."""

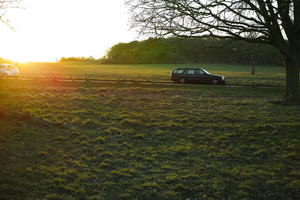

left=0, top=64, right=20, bottom=77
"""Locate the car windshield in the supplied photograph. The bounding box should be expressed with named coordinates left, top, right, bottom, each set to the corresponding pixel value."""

left=201, top=69, right=210, bottom=74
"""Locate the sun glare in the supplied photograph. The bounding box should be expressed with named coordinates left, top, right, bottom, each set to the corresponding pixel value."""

left=0, top=0, right=136, bottom=62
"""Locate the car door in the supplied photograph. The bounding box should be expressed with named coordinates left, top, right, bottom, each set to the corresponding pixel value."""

left=184, top=69, right=197, bottom=82
left=0, top=66, right=8, bottom=76
left=194, top=69, right=207, bottom=83
left=171, top=69, right=184, bottom=81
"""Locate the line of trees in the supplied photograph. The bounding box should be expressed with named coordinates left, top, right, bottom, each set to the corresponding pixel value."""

left=59, top=56, right=96, bottom=63
left=0, top=57, right=14, bottom=64
left=102, top=38, right=281, bottom=65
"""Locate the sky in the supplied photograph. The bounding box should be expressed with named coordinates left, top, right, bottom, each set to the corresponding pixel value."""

left=0, top=0, right=138, bottom=62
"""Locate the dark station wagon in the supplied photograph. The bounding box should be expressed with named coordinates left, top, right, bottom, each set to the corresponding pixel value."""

left=170, top=67, right=225, bottom=84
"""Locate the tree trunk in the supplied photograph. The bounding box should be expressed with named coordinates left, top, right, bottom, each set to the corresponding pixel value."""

left=283, top=55, right=300, bottom=103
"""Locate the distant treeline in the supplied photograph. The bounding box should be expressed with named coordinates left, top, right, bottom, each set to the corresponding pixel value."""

left=59, top=38, right=282, bottom=65
left=102, top=38, right=281, bottom=65
left=59, top=56, right=96, bottom=63
left=0, top=57, right=14, bottom=64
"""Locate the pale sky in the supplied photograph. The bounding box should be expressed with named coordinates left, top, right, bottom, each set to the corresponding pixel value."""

left=0, top=0, right=138, bottom=62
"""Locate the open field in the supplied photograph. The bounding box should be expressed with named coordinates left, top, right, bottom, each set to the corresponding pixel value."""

left=17, top=63, right=286, bottom=87
left=1, top=63, right=299, bottom=200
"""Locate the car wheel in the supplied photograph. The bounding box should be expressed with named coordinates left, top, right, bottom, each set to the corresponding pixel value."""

left=179, top=78, right=185, bottom=84
left=212, top=79, right=218, bottom=84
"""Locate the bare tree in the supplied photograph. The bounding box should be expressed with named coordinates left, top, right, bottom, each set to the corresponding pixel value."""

left=0, top=0, right=21, bottom=30
left=126, top=0, right=300, bottom=103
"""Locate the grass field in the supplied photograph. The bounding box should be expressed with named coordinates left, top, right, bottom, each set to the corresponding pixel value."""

left=17, top=62, right=286, bottom=86
left=1, top=63, right=299, bottom=200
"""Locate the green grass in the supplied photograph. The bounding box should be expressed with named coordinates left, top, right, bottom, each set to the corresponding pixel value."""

left=18, top=63, right=285, bottom=86
left=1, top=64, right=299, bottom=200
left=19, top=63, right=284, bottom=75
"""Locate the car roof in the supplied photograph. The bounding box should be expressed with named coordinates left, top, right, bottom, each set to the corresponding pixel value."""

left=173, top=67, right=204, bottom=70
left=0, top=64, right=15, bottom=66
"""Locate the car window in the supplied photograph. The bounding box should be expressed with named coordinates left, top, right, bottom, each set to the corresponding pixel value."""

left=195, top=69, right=205, bottom=75
left=185, top=69, right=195, bottom=74
left=8, top=66, right=14, bottom=70
left=174, top=69, right=184, bottom=74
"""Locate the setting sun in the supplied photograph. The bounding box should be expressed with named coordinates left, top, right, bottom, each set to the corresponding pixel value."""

left=0, top=0, right=137, bottom=62
left=1, top=1, right=298, bottom=199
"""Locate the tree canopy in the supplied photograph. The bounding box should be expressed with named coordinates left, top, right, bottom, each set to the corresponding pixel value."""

left=103, top=37, right=281, bottom=65
left=0, top=0, right=21, bottom=29
left=126, top=0, right=300, bottom=103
